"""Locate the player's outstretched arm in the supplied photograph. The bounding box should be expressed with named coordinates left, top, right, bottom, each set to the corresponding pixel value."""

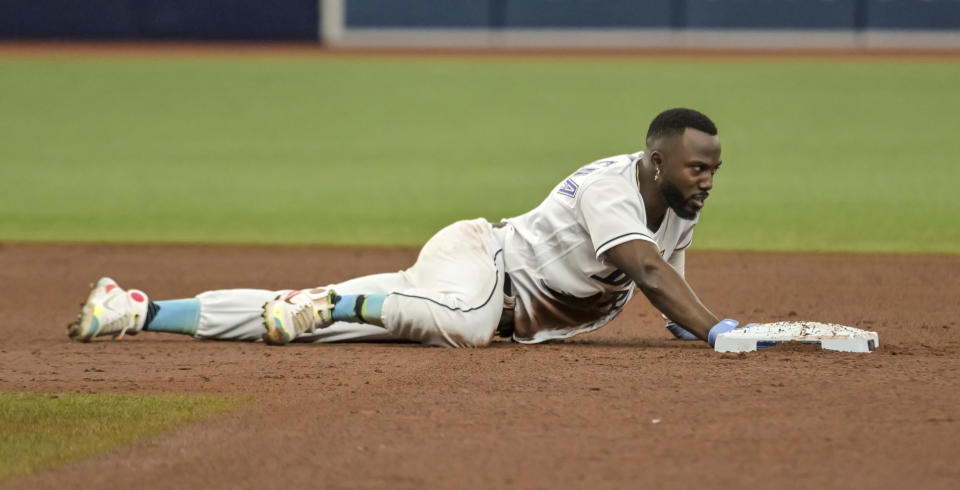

left=605, top=240, right=720, bottom=342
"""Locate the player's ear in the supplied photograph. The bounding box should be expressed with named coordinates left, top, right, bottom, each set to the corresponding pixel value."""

left=650, top=150, right=663, bottom=169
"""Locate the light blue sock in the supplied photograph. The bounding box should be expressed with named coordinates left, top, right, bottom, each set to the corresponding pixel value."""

left=144, top=299, right=200, bottom=335
left=331, top=294, right=386, bottom=327
left=361, top=294, right=386, bottom=326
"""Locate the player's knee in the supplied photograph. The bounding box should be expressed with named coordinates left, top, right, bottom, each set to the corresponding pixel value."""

left=455, top=329, right=494, bottom=348
left=385, top=290, right=500, bottom=347
left=434, top=316, right=496, bottom=348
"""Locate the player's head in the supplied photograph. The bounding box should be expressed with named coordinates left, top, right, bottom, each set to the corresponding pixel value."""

left=645, top=108, right=722, bottom=219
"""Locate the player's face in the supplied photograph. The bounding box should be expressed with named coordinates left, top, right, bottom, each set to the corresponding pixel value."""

left=659, top=128, right=722, bottom=219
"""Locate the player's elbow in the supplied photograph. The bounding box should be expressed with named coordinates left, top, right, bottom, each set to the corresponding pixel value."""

left=606, top=242, right=673, bottom=298
left=634, top=258, right=669, bottom=297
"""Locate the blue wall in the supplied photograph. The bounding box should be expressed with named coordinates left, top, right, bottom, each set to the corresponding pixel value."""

left=867, top=0, right=960, bottom=29
left=346, top=0, right=678, bottom=28
left=503, top=1, right=676, bottom=28
left=0, top=0, right=318, bottom=40
left=347, top=0, right=494, bottom=28
left=1, top=0, right=958, bottom=39
left=684, top=0, right=859, bottom=29
left=344, top=0, right=960, bottom=30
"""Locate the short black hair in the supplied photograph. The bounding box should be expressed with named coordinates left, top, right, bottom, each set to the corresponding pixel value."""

left=646, top=108, right=717, bottom=142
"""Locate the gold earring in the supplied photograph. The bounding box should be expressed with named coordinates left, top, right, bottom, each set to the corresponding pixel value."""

left=654, top=167, right=660, bottom=181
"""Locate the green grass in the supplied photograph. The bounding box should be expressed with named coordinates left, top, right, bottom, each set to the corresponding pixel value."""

left=0, top=55, right=957, bottom=252
left=0, top=392, right=246, bottom=480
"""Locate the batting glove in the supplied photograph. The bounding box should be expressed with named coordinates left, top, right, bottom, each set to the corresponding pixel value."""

left=707, top=319, right=740, bottom=347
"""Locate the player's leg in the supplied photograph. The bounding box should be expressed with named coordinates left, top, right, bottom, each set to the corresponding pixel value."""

left=68, top=272, right=412, bottom=343
left=380, top=219, right=506, bottom=347
left=265, top=219, right=506, bottom=347
left=201, top=272, right=413, bottom=343
left=67, top=277, right=278, bottom=342
left=71, top=219, right=505, bottom=346
left=292, top=272, right=413, bottom=343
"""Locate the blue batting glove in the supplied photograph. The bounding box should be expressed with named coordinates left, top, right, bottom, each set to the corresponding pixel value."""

left=708, top=319, right=739, bottom=347
left=665, top=321, right=698, bottom=340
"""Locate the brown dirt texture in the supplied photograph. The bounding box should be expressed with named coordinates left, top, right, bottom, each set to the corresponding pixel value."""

left=1, top=242, right=958, bottom=490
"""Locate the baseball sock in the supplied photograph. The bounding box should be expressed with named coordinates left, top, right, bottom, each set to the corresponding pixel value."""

left=331, top=294, right=386, bottom=327
left=142, top=299, right=200, bottom=335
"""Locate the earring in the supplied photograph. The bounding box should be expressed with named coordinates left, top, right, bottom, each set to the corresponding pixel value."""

left=654, top=167, right=660, bottom=182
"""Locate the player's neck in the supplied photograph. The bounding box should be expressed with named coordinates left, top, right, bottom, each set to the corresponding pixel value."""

left=637, top=159, right=668, bottom=230
left=645, top=204, right=667, bottom=232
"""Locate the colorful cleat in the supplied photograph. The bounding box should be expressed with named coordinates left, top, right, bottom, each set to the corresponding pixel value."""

left=67, top=277, right=149, bottom=342
left=261, top=288, right=337, bottom=346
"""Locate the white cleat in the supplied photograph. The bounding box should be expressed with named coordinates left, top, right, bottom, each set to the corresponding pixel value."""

left=261, top=288, right=337, bottom=346
left=68, top=277, right=149, bottom=342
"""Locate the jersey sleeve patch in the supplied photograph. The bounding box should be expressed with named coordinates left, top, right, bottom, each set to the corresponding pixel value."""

left=557, top=178, right=579, bottom=198
left=556, top=157, right=624, bottom=199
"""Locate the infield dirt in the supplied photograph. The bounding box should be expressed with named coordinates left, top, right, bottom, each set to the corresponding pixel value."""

left=1, top=243, right=958, bottom=489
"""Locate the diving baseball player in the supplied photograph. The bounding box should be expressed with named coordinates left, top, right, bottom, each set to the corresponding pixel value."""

left=68, top=108, right=743, bottom=348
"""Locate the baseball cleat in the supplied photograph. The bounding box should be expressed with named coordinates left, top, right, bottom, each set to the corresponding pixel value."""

left=68, top=277, right=149, bottom=342
left=261, top=288, right=337, bottom=346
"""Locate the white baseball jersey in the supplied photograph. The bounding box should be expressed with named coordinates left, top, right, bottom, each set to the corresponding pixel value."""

left=502, top=151, right=697, bottom=343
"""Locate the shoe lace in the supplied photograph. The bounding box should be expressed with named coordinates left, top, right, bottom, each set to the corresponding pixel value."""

left=103, top=315, right=133, bottom=339
left=98, top=301, right=135, bottom=339
left=291, top=303, right=315, bottom=334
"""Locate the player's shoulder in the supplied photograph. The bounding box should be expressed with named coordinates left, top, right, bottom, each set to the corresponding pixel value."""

left=580, top=152, right=639, bottom=175
left=551, top=152, right=640, bottom=205
left=578, top=153, right=640, bottom=191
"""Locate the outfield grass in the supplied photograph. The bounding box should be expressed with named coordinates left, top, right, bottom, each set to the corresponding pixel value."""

left=0, top=392, right=246, bottom=480
left=0, top=55, right=957, bottom=252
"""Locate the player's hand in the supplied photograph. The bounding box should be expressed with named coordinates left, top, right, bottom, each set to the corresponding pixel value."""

left=707, top=319, right=758, bottom=347
left=707, top=319, right=739, bottom=346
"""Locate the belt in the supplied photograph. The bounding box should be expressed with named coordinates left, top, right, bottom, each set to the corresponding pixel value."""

left=497, top=272, right=516, bottom=338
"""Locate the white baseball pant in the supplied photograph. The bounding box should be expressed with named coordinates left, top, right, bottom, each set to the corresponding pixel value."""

left=192, top=218, right=507, bottom=347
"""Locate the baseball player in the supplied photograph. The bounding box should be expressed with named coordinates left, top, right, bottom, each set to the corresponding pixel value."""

left=68, top=108, right=744, bottom=348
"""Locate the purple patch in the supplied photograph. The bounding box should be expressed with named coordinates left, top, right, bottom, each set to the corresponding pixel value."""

left=557, top=178, right=579, bottom=198
left=572, top=167, right=597, bottom=176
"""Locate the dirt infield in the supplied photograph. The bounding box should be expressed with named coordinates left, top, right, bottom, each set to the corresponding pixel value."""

left=1, top=242, right=958, bottom=489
